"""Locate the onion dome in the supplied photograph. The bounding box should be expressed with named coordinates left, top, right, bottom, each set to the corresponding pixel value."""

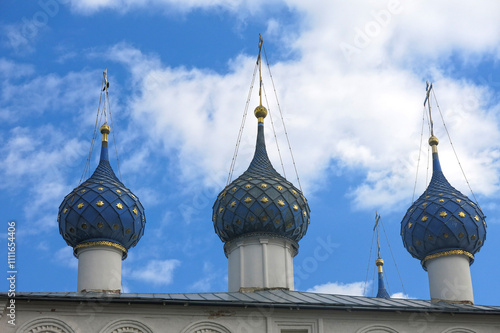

left=401, top=136, right=486, bottom=269
left=375, top=258, right=390, bottom=299
left=58, top=123, right=146, bottom=258
left=212, top=106, right=310, bottom=244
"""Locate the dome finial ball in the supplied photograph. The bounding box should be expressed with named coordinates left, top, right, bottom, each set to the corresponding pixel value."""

left=254, top=105, right=267, bottom=119
left=429, top=135, right=439, bottom=146
left=100, top=123, right=110, bottom=135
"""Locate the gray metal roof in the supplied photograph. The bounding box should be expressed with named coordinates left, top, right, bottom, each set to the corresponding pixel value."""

left=4, top=290, right=500, bottom=315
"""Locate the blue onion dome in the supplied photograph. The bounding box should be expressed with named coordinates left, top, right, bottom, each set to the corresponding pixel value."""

left=401, top=135, right=486, bottom=269
left=58, top=123, right=146, bottom=259
left=212, top=105, right=311, bottom=245
left=375, top=258, right=390, bottom=299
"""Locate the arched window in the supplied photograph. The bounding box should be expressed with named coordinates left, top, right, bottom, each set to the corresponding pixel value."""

left=356, top=324, right=399, bottom=333
left=17, top=318, right=76, bottom=333
left=441, top=328, right=476, bottom=333
left=99, top=319, right=154, bottom=333
left=180, top=321, right=232, bottom=333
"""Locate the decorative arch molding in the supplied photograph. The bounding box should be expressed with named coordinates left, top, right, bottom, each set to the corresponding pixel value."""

left=441, top=328, right=476, bottom=333
left=356, top=324, right=399, bottom=333
left=180, top=320, right=232, bottom=333
left=17, top=317, right=76, bottom=333
left=99, top=319, right=154, bottom=333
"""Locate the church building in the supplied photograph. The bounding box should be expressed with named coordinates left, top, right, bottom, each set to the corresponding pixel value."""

left=1, top=42, right=499, bottom=333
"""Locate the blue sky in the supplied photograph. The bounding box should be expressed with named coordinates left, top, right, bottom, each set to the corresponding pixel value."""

left=1, top=0, right=500, bottom=305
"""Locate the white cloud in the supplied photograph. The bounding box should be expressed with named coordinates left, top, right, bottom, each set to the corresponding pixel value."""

left=66, top=0, right=274, bottom=15
left=0, top=58, right=34, bottom=79
left=307, top=281, right=370, bottom=296
left=54, top=247, right=78, bottom=269
left=127, top=259, right=181, bottom=285
left=5, top=0, right=500, bottom=228
left=189, top=262, right=221, bottom=292
left=102, top=35, right=500, bottom=213
left=2, top=24, right=36, bottom=54
left=391, top=292, right=411, bottom=299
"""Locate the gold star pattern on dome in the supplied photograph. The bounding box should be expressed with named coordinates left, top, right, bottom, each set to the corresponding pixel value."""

left=439, top=199, right=444, bottom=203
left=219, top=207, right=224, bottom=213
left=408, top=222, right=413, bottom=229
left=293, top=204, right=299, bottom=211
left=248, top=216, right=255, bottom=222
left=458, top=212, right=465, bottom=218
left=98, top=187, right=104, bottom=191
left=231, top=187, right=237, bottom=192
left=443, top=233, right=449, bottom=238
left=80, top=189, right=86, bottom=193
left=275, top=218, right=281, bottom=225
left=292, top=190, right=297, bottom=196
left=116, top=203, right=123, bottom=209
left=77, top=203, right=84, bottom=209
left=286, top=222, right=292, bottom=228
left=422, top=202, right=428, bottom=207
left=260, top=184, right=267, bottom=188
left=235, top=219, right=241, bottom=225
left=63, top=208, right=68, bottom=214
left=421, top=216, right=428, bottom=222
left=245, top=184, right=251, bottom=189
left=474, top=215, right=479, bottom=221
left=278, top=200, right=285, bottom=207
left=471, top=235, right=477, bottom=240
left=456, top=199, right=461, bottom=203
left=97, top=222, right=103, bottom=228
left=439, top=211, right=447, bottom=218
left=260, top=197, right=269, bottom=204
left=277, top=185, right=283, bottom=191
left=133, top=207, right=138, bottom=216
left=303, top=211, right=307, bottom=217
left=458, top=232, right=464, bottom=238
left=244, top=197, right=252, bottom=203
left=230, top=201, right=237, bottom=208
left=261, top=216, right=268, bottom=221
left=96, top=200, right=104, bottom=207
left=116, top=189, right=121, bottom=193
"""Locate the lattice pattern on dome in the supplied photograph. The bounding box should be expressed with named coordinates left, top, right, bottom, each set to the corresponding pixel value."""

left=58, top=141, right=146, bottom=257
left=213, top=123, right=310, bottom=243
left=401, top=150, right=486, bottom=267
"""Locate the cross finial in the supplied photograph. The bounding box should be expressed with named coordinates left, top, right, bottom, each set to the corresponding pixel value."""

left=424, top=81, right=434, bottom=136
left=374, top=212, right=381, bottom=259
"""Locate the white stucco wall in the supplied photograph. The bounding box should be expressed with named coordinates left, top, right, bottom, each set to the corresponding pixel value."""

left=77, top=245, right=123, bottom=293
left=1, top=299, right=499, bottom=333
left=226, top=236, right=296, bottom=292
left=426, top=254, right=474, bottom=304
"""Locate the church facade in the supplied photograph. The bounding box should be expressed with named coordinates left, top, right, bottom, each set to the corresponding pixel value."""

left=1, top=55, right=500, bottom=332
